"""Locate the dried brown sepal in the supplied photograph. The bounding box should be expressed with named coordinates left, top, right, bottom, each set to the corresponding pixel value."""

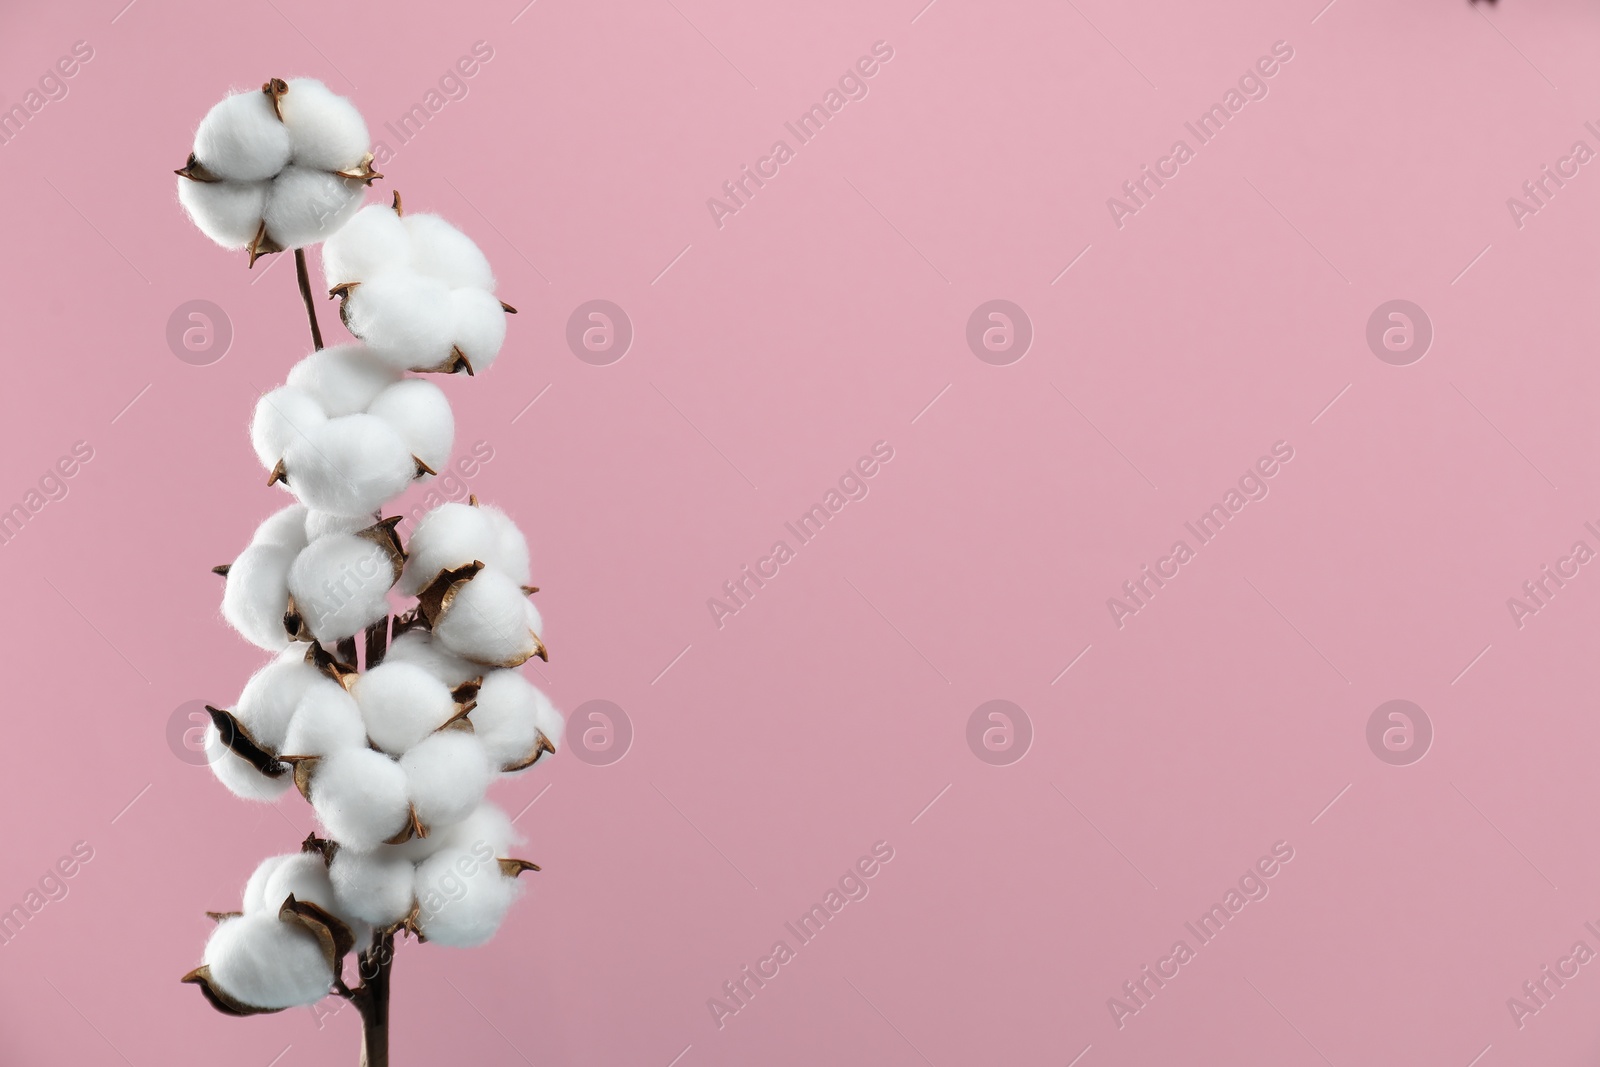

left=380, top=901, right=424, bottom=942
left=175, top=153, right=222, bottom=183
left=305, top=641, right=358, bottom=689
left=261, top=78, right=289, bottom=121
left=279, top=755, right=320, bottom=801
left=205, top=910, right=243, bottom=923
left=501, top=731, right=556, bottom=773
left=450, top=679, right=482, bottom=704
left=441, top=700, right=477, bottom=729
left=182, top=965, right=285, bottom=1017
left=416, top=561, right=485, bottom=628
left=383, top=805, right=427, bottom=844
left=328, top=281, right=359, bottom=301
left=279, top=894, right=356, bottom=972
left=420, top=346, right=474, bottom=376
left=391, top=607, right=429, bottom=638
left=301, top=832, right=337, bottom=865
left=333, top=153, right=383, bottom=186
left=521, top=585, right=540, bottom=596
left=497, top=858, right=541, bottom=877
left=530, top=632, right=549, bottom=663
left=266, top=458, right=289, bottom=487
left=212, top=564, right=231, bottom=577
left=413, top=455, right=437, bottom=479
left=204, top=705, right=286, bottom=778
left=282, top=594, right=312, bottom=642
left=391, top=190, right=403, bottom=215
left=500, top=300, right=517, bottom=314
left=247, top=219, right=283, bottom=267
left=355, top=516, right=407, bottom=573
left=468, top=494, right=479, bottom=507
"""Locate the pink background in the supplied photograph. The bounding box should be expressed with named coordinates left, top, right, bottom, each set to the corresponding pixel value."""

left=3, top=0, right=1600, bottom=1064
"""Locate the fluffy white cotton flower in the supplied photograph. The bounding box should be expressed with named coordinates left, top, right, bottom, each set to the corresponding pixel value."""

left=471, top=670, right=561, bottom=771
left=432, top=567, right=545, bottom=667
left=413, top=846, right=518, bottom=948
left=481, top=505, right=532, bottom=586
left=366, top=379, right=454, bottom=476
left=383, top=629, right=483, bottom=688
left=260, top=853, right=340, bottom=915
left=242, top=855, right=295, bottom=914
left=329, top=847, right=416, bottom=926
left=281, top=681, right=367, bottom=757
left=401, top=731, right=491, bottom=830
left=221, top=543, right=297, bottom=651
left=323, top=202, right=511, bottom=374
left=286, top=531, right=399, bottom=642
left=304, top=509, right=375, bottom=541
left=310, top=748, right=411, bottom=850
left=251, top=385, right=326, bottom=471
left=203, top=725, right=294, bottom=802
left=285, top=343, right=401, bottom=418
left=233, top=653, right=326, bottom=751
left=353, top=661, right=458, bottom=755
left=178, top=78, right=379, bottom=260
left=393, top=801, right=520, bottom=863
left=398, top=502, right=529, bottom=596
left=202, top=913, right=335, bottom=1010
left=281, top=413, right=418, bottom=516
left=249, top=503, right=310, bottom=551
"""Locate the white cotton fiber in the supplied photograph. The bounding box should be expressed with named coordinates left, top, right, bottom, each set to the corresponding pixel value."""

left=383, top=629, right=483, bottom=688
left=283, top=414, right=416, bottom=516
left=470, top=670, right=560, bottom=770
left=449, top=288, right=508, bottom=374
left=260, top=852, right=339, bottom=915
left=310, top=748, right=411, bottom=850
left=342, top=273, right=456, bottom=370
left=193, top=90, right=292, bottom=182
left=394, top=801, right=520, bottom=862
left=329, top=847, right=416, bottom=925
left=322, top=203, right=408, bottom=286
left=397, top=503, right=494, bottom=596
left=367, top=379, right=455, bottom=475
left=286, top=344, right=400, bottom=417
left=280, top=78, right=369, bottom=172
left=434, top=568, right=543, bottom=667
left=204, top=729, right=294, bottom=802
left=250, top=504, right=310, bottom=551
left=401, top=731, right=491, bottom=830
left=404, top=214, right=495, bottom=291
left=281, top=682, right=367, bottom=757
left=263, top=166, right=364, bottom=250
left=480, top=505, right=531, bottom=586
left=203, top=913, right=334, bottom=1010
left=251, top=386, right=326, bottom=471
left=243, top=855, right=295, bottom=914
left=222, top=542, right=296, bottom=651
left=413, top=847, right=517, bottom=948
left=177, top=178, right=270, bottom=249
left=286, top=532, right=396, bottom=642
left=353, top=661, right=458, bottom=755
left=304, top=509, right=375, bottom=541
left=233, top=654, right=326, bottom=751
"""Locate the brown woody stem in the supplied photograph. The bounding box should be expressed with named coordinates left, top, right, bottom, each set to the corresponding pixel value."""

left=295, top=247, right=324, bottom=350
left=364, top=616, right=390, bottom=669
left=353, top=932, right=394, bottom=1067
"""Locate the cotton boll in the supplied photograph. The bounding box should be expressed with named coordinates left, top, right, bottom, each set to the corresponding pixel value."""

left=310, top=748, right=410, bottom=850
left=222, top=542, right=296, bottom=651
left=413, top=848, right=517, bottom=948
left=177, top=178, right=270, bottom=249
left=304, top=509, right=375, bottom=541
left=449, top=288, right=508, bottom=375
left=480, top=506, right=531, bottom=586
left=404, top=214, right=495, bottom=291
left=329, top=848, right=416, bottom=925
left=393, top=801, right=519, bottom=863
left=261, top=853, right=339, bottom=915
left=250, top=504, right=310, bottom=552
left=263, top=166, right=364, bottom=249
left=286, top=532, right=397, bottom=642
left=322, top=204, right=408, bottom=286
left=286, top=344, right=400, bottom=417
left=233, top=655, right=327, bottom=751
left=193, top=90, right=292, bottom=182
left=401, top=732, right=491, bottom=830
left=283, top=414, right=416, bottom=516
left=434, top=568, right=543, bottom=667
left=204, top=727, right=294, bottom=801
left=384, top=629, right=483, bottom=688
left=281, top=682, right=367, bottom=757
left=367, top=380, right=454, bottom=476
left=250, top=386, right=326, bottom=471
left=397, top=503, right=494, bottom=596
left=243, top=855, right=296, bottom=914
left=342, top=273, right=456, bottom=371
left=280, top=79, right=369, bottom=171
left=353, top=662, right=457, bottom=755
left=203, top=914, right=334, bottom=1010
left=470, top=671, right=558, bottom=770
